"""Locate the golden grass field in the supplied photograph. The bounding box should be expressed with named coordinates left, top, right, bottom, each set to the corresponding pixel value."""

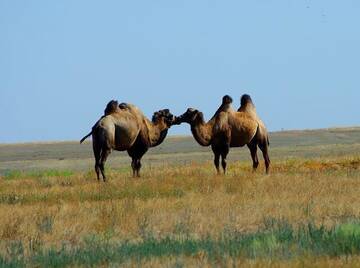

left=0, top=128, right=360, bottom=267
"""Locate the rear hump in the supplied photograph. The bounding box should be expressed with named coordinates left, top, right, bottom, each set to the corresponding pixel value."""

left=240, top=94, right=254, bottom=106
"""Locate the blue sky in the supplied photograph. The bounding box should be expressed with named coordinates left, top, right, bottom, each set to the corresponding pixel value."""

left=0, top=1, right=359, bottom=143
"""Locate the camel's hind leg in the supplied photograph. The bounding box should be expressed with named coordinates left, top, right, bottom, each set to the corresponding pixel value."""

left=99, top=148, right=111, bottom=182
left=258, top=141, right=270, bottom=174
left=247, top=140, right=259, bottom=171
left=93, top=141, right=101, bottom=181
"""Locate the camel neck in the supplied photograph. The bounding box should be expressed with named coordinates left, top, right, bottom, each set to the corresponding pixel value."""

left=148, top=121, right=169, bottom=147
left=190, top=115, right=213, bottom=146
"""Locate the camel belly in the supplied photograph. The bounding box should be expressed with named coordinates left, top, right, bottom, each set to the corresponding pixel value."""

left=113, top=124, right=139, bottom=151
left=99, top=116, right=140, bottom=151
left=229, top=126, right=257, bottom=147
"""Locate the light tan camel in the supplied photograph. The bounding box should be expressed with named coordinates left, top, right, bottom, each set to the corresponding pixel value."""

left=80, top=100, right=174, bottom=181
left=173, top=94, right=270, bottom=174
left=237, top=94, right=270, bottom=172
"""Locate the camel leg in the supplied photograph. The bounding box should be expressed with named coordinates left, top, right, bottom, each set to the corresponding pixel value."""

left=128, top=137, right=148, bottom=178
left=131, top=158, right=142, bottom=177
left=99, top=149, right=111, bottom=182
left=95, top=164, right=101, bottom=181
left=258, top=142, right=270, bottom=174
left=221, top=146, right=229, bottom=175
left=93, top=142, right=101, bottom=181
left=131, top=158, right=137, bottom=177
left=95, top=162, right=101, bottom=181
left=214, top=153, right=220, bottom=175
left=135, top=159, right=142, bottom=177
left=248, top=141, right=259, bottom=172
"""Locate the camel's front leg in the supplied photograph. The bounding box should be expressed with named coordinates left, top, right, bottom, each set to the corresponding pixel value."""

left=211, top=145, right=221, bottom=175
left=221, top=145, right=229, bottom=174
left=135, top=159, right=142, bottom=177
left=131, top=158, right=137, bottom=177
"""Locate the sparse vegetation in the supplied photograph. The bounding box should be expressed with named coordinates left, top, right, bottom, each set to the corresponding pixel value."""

left=0, top=128, right=359, bottom=266
left=2, top=219, right=360, bottom=267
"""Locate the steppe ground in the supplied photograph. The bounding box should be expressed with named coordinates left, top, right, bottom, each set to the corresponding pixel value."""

left=0, top=127, right=359, bottom=267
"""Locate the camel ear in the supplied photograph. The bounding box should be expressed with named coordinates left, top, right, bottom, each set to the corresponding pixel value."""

left=186, top=108, right=194, bottom=113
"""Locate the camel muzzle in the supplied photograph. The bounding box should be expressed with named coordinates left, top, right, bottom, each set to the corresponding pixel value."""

left=172, top=116, right=183, bottom=125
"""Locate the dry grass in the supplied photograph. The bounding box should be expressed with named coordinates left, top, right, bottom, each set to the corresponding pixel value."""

left=0, top=154, right=359, bottom=266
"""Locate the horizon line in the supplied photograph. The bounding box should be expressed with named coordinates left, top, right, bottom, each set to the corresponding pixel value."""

left=1, top=126, right=359, bottom=146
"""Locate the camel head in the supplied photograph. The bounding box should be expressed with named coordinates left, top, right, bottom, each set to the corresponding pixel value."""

left=152, top=109, right=175, bottom=128
left=173, top=108, right=203, bottom=125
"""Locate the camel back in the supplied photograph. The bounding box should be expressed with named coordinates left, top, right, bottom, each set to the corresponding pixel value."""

left=120, top=103, right=152, bottom=144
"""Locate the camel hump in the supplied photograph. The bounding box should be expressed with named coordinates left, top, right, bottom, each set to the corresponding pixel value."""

left=240, top=94, right=254, bottom=107
left=104, top=100, right=120, bottom=115
left=222, top=95, right=233, bottom=105
left=238, top=94, right=256, bottom=113
left=104, top=101, right=136, bottom=116
left=119, top=102, right=129, bottom=110
left=211, top=95, right=234, bottom=119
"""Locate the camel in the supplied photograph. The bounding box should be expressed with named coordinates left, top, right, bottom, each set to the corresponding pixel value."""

left=80, top=100, right=174, bottom=181
left=173, top=94, right=270, bottom=174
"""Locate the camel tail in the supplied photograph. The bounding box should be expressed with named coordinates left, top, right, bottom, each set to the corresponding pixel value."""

left=80, top=131, right=92, bottom=144
left=267, top=136, right=270, bottom=146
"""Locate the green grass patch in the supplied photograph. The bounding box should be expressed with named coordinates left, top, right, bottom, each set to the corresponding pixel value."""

left=2, top=169, right=74, bottom=181
left=2, top=220, right=360, bottom=267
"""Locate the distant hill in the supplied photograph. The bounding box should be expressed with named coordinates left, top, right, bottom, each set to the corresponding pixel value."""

left=0, top=127, right=359, bottom=174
